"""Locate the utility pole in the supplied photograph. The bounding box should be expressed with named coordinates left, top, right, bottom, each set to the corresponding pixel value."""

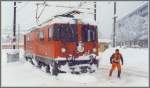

left=113, top=2, right=117, bottom=47
left=7, top=1, right=20, bottom=63
left=94, top=2, right=96, bottom=21
left=13, top=1, right=16, bottom=49
left=18, top=24, right=20, bottom=49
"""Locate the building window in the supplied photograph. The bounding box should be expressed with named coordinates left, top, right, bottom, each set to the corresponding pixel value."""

left=118, top=23, right=121, bottom=28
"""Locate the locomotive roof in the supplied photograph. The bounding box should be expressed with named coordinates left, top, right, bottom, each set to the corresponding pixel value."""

left=29, top=13, right=97, bottom=32
left=39, top=16, right=97, bottom=27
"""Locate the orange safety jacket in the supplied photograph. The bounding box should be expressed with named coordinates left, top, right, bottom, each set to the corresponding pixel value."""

left=110, top=53, right=123, bottom=64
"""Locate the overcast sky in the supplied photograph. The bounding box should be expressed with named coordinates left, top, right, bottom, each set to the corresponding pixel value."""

left=1, top=1, right=147, bottom=39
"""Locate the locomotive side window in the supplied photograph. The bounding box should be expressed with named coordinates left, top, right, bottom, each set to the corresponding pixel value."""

left=48, top=27, right=53, bottom=39
left=26, top=34, right=31, bottom=41
left=39, top=31, right=44, bottom=40
left=26, top=35, right=30, bottom=41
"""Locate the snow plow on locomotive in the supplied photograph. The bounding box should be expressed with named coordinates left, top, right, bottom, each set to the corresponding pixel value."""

left=24, top=10, right=99, bottom=75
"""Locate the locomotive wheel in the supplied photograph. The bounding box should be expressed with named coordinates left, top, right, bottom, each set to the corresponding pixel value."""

left=80, top=66, right=88, bottom=73
left=37, top=61, right=42, bottom=68
left=29, top=59, right=34, bottom=65
left=89, top=58, right=94, bottom=65
left=88, top=67, right=95, bottom=73
left=52, top=62, right=58, bottom=76
left=44, top=65, right=50, bottom=73
left=80, top=67, right=88, bottom=73
left=49, top=64, right=53, bottom=75
left=89, top=70, right=95, bottom=73
left=52, top=68, right=58, bottom=76
left=72, top=72, right=80, bottom=74
left=32, top=58, right=38, bottom=66
left=49, top=62, right=58, bottom=76
left=25, top=57, right=28, bottom=61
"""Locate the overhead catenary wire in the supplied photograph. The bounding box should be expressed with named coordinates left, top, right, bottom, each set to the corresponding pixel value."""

left=35, top=1, right=94, bottom=21
left=36, top=2, right=91, bottom=25
left=4, top=2, right=95, bottom=33
left=35, top=1, right=94, bottom=16
left=30, top=2, right=95, bottom=30
left=35, top=2, right=48, bottom=24
left=47, top=4, right=94, bottom=10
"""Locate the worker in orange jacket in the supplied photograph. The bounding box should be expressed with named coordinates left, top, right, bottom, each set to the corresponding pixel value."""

left=109, top=49, right=123, bottom=78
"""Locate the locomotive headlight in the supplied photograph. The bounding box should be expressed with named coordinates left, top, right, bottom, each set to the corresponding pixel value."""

left=61, top=48, right=66, bottom=53
left=77, top=41, right=84, bottom=52
left=77, top=45, right=84, bottom=52
left=92, top=48, right=97, bottom=53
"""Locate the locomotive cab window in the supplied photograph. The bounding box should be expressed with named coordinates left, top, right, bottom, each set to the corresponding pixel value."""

left=39, top=31, right=44, bottom=40
left=53, top=24, right=76, bottom=42
left=53, top=24, right=61, bottom=41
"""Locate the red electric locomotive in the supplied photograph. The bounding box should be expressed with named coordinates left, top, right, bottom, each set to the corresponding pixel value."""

left=24, top=10, right=99, bottom=75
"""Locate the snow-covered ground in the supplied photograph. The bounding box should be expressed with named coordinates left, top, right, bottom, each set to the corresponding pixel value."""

left=1, top=48, right=149, bottom=87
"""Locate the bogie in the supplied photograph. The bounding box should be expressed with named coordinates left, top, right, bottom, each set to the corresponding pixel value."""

left=24, top=54, right=98, bottom=75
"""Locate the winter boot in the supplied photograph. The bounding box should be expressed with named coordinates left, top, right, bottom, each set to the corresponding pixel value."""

left=117, top=70, right=121, bottom=79
left=109, top=69, right=113, bottom=77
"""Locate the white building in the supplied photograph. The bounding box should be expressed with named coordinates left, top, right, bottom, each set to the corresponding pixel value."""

left=116, top=2, right=148, bottom=48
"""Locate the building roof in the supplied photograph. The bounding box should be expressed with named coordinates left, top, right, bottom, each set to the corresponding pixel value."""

left=98, top=39, right=111, bottom=43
